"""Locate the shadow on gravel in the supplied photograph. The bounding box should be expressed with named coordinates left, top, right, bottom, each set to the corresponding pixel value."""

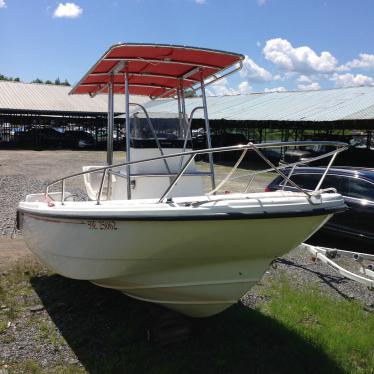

left=31, top=274, right=345, bottom=374
left=273, top=257, right=352, bottom=301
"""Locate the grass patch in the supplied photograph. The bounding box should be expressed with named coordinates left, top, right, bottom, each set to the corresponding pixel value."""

left=15, top=360, right=85, bottom=374
left=258, top=277, right=374, bottom=374
left=0, top=320, right=7, bottom=334
left=24, top=272, right=353, bottom=374
left=2, top=259, right=374, bottom=374
left=0, top=258, right=48, bottom=318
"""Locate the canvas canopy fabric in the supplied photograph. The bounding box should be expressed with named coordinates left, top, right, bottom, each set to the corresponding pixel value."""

left=70, top=43, right=244, bottom=98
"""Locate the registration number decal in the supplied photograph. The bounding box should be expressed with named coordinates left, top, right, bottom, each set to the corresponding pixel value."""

left=87, top=220, right=118, bottom=231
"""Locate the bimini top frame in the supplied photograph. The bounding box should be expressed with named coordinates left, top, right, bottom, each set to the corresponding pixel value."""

left=69, top=43, right=244, bottom=199
left=69, top=43, right=244, bottom=98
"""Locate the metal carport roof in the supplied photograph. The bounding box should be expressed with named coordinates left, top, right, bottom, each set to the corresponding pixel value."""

left=0, top=81, right=147, bottom=114
left=143, top=86, right=374, bottom=122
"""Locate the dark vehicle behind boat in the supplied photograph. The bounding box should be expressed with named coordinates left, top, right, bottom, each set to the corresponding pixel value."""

left=282, top=144, right=334, bottom=164
left=13, top=127, right=65, bottom=148
left=63, top=130, right=95, bottom=149
left=193, top=132, right=281, bottom=165
left=282, top=136, right=374, bottom=167
left=266, top=166, right=374, bottom=253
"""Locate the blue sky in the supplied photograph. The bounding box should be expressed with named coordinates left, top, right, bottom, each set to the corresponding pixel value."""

left=1, top=0, right=374, bottom=94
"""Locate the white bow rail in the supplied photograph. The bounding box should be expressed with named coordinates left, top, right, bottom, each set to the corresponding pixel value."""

left=45, top=140, right=348, bottom=205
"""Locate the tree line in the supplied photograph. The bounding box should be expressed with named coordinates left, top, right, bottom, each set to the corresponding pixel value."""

left=0, top=74, right=70, bottom=86
left=0, top=74, right=20, bottom=82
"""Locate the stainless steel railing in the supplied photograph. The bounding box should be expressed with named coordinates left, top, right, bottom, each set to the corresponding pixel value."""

left=45, top=140, right=348, bottom=205
left=228, top=145, right=350, bottom=192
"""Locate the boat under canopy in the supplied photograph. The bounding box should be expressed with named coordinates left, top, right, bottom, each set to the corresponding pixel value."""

left=17, top=43, right=349, bottom=317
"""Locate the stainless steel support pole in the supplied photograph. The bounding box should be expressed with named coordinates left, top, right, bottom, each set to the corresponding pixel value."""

left=282, top=165, right=296, bottom=190
left=177, top=87, right=183, bottom=138
left=125, top=70, right=132, bottom=200
left=159, top=154, right=195, bottom=203
left=200, top=74, right=216, bottom=190
left=107, top=79, right=114, bottom=165
left=178, top=84, right=186, bottom=172
left=250, top=143, right=311, bottom=199
left=61, top=179, right=65, bottom=205
left=106, top=79, right=114, bottom=199
left=244, top=173, right=256, bottom=193
left=97, top=169, right=107, bottom=205
left=314, top=152, right=338, bottom=192
left=208, top=146, right=249, bottom=195
left=180, top=82, right=187, bottom=139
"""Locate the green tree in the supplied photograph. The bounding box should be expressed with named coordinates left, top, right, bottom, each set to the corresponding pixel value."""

left=185, top=89, right=198, bottom=98
left=31, top=78, right=43, bottom=84
left=0, top=74, right=20, bottom=82
left=45, top=80, right=53, bottom=84
left=55, top=77, right=61, bottom=85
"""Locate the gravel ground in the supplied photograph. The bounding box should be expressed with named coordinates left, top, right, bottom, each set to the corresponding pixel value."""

left=242, top=246, right=374, bottom=311
left=0, top=150, right=373, bottom=372
left=0, top=175, right=47, bottom=236
left=0, top=175, right=87, bottom=237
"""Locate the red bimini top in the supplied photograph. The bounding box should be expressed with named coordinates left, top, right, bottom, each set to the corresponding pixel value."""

left=69, top=43, right=244, bottom=98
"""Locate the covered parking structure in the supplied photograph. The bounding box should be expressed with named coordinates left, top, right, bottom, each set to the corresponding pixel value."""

left=144, top=85, right=374, bottom=147
left=1, top=81, right=373, bottom=151
left=0, top=81, right=146, bottom=148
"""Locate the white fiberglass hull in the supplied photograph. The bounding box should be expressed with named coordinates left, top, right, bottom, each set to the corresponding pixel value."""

left=18, top=192, right=345, bottom=317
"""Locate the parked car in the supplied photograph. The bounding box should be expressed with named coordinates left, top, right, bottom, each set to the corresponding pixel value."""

left=282, top=137, right=374, bottom=167
left=95, top=129, right=125, bottom=150
left=282, top=144, right=335, bottom=164
left=13, top=127, right=65, bottom=148
left=192, top=133, right=249, bottom=161
left=266, top=167, right=374, bottom=250
left=192, top=132, right=281, bottom=165
left=63, top=130, right=95, bottom=149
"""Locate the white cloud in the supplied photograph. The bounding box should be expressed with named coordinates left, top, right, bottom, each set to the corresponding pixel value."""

left=238, top=81, right=252, bottom=94
left=283, top=71, right=298, bottom=80
left=330, top=73, right=374, bottom=88
left=297, top=82, right=321, bottom=91
left=240, top=55, right=272, bottom=83
left=297, top=75, right=312, bottom=83
left=264, top=87, right=287, bottom=92
left=335, top=66, right=350, bottom=72
left=205, top=78, right=254, bottom=96
left=296, top=75, right=321, bottom=90
left=257, top=0, right=268, bottom=5
left=195, top=0, right=206, bottom=4
left=256, top=41, right=261, bottom=47
left=263, top=38, right=337, bottom=74
left=0, top=0, right=6, bottom=9
left=338, top=53, right=374, bottom=71
left=206, top=78, right=238, bottom=96
left=53, top=2, right=83, bottom=18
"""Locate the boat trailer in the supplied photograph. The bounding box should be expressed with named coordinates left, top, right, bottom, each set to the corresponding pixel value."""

left=302, top=243, right=374, bottom=290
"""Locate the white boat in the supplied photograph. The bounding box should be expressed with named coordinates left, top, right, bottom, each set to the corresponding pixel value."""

left=17, top=43, right=348, bottom=317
